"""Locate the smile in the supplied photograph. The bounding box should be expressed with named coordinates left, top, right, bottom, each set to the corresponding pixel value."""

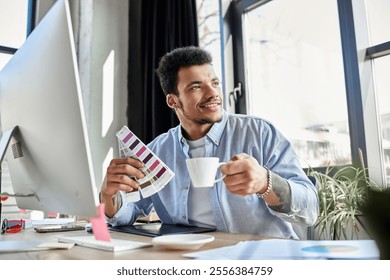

left=200, top=98, right=222, bottom=109
left=203, top=102, right=220, bottom=108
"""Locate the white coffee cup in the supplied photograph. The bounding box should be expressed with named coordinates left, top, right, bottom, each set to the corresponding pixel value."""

left=186, top=157, right=226, bottom=188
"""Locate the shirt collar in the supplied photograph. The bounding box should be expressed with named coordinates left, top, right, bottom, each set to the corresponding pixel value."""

left=177, top=110, right=228, bottom=146
left=206, top=109, right=228, bottom=146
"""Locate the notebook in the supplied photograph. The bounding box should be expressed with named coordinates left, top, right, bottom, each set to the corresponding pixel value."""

left=109, top=223, right=216, bottom=237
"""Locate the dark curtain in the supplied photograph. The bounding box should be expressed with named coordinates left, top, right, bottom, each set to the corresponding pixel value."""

left=127, top=0, right=199, bottom=144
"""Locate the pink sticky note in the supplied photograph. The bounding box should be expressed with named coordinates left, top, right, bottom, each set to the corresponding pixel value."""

left=47, top=212, right=57, bottom=218
left=90, top=203, right=111, bottom=241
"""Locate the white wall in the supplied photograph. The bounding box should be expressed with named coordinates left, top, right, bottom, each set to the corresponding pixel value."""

left=77, top=0, right=129, bottom=189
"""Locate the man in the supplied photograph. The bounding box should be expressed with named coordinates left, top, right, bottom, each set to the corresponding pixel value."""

left=100, top=46, right=318, bottom=239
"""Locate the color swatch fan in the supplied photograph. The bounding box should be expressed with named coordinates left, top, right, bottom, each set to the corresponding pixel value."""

left=116, top=126, right=174, bottom=202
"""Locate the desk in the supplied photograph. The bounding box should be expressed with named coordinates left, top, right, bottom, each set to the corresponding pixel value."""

left=0, top=227, right=267, bottom=260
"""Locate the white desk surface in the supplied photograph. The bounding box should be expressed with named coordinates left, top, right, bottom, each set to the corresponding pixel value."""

left=0, top=226, right=267, bottom=260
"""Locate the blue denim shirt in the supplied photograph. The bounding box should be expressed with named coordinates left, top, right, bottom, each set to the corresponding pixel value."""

left=107, top=111, right=318, bottom=239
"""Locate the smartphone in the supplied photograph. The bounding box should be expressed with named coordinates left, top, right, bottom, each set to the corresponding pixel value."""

left=34, top=225, right=85, bottom=233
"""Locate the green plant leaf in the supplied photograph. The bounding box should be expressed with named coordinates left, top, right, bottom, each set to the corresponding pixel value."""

left=307, top=165, right=385, bottom=240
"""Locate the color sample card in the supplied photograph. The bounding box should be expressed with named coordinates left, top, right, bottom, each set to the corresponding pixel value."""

left=116, top=126, right=175, bottom=202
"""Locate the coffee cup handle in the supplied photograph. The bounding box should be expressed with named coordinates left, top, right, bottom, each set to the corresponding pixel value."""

left=214, top=162, right=226, bottom=183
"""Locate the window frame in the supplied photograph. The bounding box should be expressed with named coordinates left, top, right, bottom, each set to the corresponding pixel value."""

left=366, top=42, right=390, bottom=59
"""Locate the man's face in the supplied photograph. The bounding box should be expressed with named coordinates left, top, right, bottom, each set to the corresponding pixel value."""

left=167, top=64, right=223, bottom=139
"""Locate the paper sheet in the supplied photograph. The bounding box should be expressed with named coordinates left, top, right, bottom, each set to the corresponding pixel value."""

left=0, top=240, right=74, bottom=253
left=184, top=239, right=380, bottom=260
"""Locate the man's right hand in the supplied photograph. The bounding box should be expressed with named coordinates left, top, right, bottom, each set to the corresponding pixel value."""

left=100, top=157, right=145, bottom=217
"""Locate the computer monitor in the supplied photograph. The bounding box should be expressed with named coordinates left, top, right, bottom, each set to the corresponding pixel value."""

left=0, top=0, right=99, bottom=218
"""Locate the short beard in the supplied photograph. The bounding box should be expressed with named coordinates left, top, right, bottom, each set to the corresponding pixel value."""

left=178, top=99, right=222, bottom=125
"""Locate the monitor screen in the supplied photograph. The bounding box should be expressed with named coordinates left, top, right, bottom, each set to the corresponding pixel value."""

left=0, top=0, right=99, bottom=218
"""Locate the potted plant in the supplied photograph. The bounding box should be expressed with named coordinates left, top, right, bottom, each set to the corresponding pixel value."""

left=308, top=165, right=385, bottom=240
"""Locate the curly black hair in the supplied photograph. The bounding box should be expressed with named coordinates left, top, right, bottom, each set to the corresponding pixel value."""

left=155, top=46, right=213, bottom=96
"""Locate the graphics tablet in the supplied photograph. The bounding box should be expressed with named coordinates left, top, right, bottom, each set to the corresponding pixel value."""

left=109, top=223, right=215, bottom=237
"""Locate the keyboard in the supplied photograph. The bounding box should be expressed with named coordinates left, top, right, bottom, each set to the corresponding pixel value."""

left=58, top=235, right=152, bottom=252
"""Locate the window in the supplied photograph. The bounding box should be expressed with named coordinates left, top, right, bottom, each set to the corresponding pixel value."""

left=196, top=0, right=223, bottom=84
left=365, top=0, right=390, bottom=186
left=242, top=0, right=350, bottom=168
left=374, top=56, right=390, bottom=186
left=0, top=0, right=31, bottom=69
left=219, top=0, right=390, bottom=186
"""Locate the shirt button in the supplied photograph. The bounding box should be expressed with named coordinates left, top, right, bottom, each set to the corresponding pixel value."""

left=182, top=215, right=186, bottom=219
left=184, top=186, right=189, bottom=190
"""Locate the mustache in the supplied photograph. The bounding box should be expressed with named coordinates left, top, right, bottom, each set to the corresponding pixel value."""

left=202, top=97, right=222, bottom=104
